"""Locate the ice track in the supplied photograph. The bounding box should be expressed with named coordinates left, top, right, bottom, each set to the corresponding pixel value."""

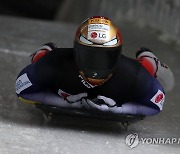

left=0, top=16, right=180, bottom=154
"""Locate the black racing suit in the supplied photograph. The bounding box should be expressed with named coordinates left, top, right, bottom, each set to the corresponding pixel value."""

left=15, top=48, right=165, bottom=116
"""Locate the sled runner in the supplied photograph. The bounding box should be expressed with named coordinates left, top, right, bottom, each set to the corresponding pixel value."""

left=35, top=103, right=145, bottom=129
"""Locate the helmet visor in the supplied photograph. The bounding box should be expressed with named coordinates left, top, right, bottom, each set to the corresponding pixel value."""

left=74, top=43, right=121, bottom=79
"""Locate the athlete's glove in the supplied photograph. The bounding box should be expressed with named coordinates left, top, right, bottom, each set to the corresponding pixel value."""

left=31, top=42, right=57, bottom=63
left=136, top=47, right=174, bottom=92
left=66, top=93, right=88, bottom=103
left=81, top=96, right=159, bottom=115
left=81, top=96, right=120, bottom=112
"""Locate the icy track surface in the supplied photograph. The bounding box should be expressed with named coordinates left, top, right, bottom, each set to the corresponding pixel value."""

left=0, top=16, right=179, bottom=154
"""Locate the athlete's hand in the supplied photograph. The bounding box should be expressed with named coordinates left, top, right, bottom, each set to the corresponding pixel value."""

left=81, top=96, right=118, bottom=112
left=31, top=42, right=57, bottom=63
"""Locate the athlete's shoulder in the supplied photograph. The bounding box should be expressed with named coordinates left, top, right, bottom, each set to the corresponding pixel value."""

left=52, top=48, right=74, bottom=56
left=118, top=54, right=157, bottom=87
left=45, top=48, right=74, bottom=60
left=118, top=54, right=142, bottom=72
left=34, top=47, right=74, bottom=68
left=116, top=54, right=143, bottom=83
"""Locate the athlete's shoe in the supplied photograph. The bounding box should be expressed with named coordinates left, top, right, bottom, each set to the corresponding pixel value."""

left=31, top=42, right=56, bottom=63
left=136, top=47, right=174, bottom=92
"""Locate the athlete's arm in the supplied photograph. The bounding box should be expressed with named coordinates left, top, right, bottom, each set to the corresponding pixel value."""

left=81, top=67, right=165, bottom=116
left=16, top=63, right=88, bottom=108
left=16, top=45, right=88, bottom=107
left=16, top=43, right=60, bottom=104
left=129, top=66, right=165, bottom=115
left=15, top=63, right=53, bottom=104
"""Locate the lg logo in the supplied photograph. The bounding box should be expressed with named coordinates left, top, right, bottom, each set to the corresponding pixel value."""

left=99, top=33, right=106, bottom=39
left=90, top=32, right=106, bottom=39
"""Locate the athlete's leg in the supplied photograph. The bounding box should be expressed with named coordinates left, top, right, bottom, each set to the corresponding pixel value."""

left=136, top=47, right=174, bottom=92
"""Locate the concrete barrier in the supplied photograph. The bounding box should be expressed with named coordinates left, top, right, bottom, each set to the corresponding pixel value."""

left=56, top=0, right=180, bottom=45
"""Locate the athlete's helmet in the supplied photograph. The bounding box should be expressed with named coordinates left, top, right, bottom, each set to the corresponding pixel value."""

left=74, top=16, right=122, bottom=86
